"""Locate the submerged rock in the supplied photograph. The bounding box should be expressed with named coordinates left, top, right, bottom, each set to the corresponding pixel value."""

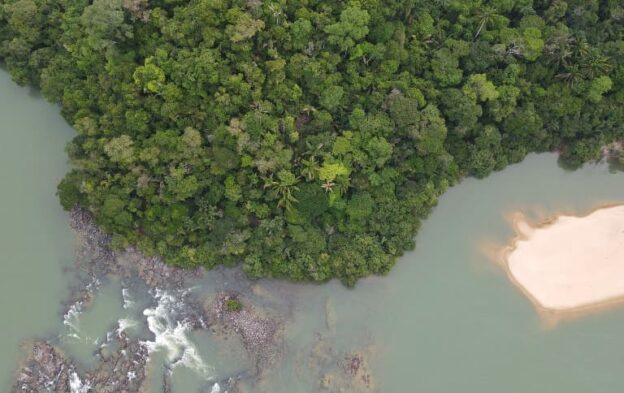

left=340, top=350, right=375, bottom=392
left=306, top=333, right=377, bottom=393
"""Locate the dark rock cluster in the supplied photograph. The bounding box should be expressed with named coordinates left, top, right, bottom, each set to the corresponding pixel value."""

left=11, top=333, right=148, bottom=393
left=207, top=293, right=283, bottom=372
left=12, top=341, right=72, bottom=393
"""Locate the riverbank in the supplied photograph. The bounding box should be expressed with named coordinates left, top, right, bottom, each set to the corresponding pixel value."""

left=10, top=209, right=284, bottom=392
left=11, top=209, right=378, bottom=392
left=502, top=205, right=624, bottom=314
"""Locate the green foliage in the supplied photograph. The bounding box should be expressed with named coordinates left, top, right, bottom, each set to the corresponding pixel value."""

left=432, top=48, right=463, bottom=87
left=226, top=12, right=264, bottom=43
left=80, top=0, right=131, bottom=50
left=319, top=162, right=350, bottom=182
left=463, top=74, right=499, bottom=102
left=224, top=298, right=242, bottom=312
left=133, top=62, right=165, bottom=93
left=104, top=135, right=134, bottom=164
left=1, top=0, right=623, bottom=285
left=521, top=27, right=545, bottom=61
left=587, top=76, right=613, bottom=103
left=325, top=6, right=370, bottom=52
left=320, top=86, right=344, bottom=111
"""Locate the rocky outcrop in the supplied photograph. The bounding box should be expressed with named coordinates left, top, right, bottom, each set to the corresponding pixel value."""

left=12, top=333, right=149, bottom=393
left=13, top=208, right=373, bottom=393
left=70, top=208, right=203, bottom=291
left=206, top=293, right=283, bottom=372
left=89, top=333, right=149, bottom=393
left=12, top=341, right=72, bottom=393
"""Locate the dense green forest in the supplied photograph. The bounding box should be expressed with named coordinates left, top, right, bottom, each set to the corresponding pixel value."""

left=1, top=0, right=622, bottom=285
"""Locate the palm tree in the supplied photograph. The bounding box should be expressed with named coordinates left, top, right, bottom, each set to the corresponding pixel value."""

left=580, top=50, right=613, bottom=79
left=301, top=157, right=320, bottom=181
left=264, top=170, right=300, bottom=211
left=473, top=7, right=505, bottom=39
left=297, top=141, right=323, bottom=181
left=544, top=32, right=574, bottom=68
left=556, top=64, right=583, bottom=86
left=570, top=38, right=590, bottom=60
left=321, top=180, right=335, bottom=193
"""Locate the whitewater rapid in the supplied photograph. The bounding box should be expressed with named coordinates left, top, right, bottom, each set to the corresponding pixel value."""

left=141, top=288, right=209, bottom=374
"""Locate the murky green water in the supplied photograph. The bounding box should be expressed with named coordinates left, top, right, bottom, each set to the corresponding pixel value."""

left=2, top=68, right=624, bottom=392
left=0, top=71, right=75, bottom=388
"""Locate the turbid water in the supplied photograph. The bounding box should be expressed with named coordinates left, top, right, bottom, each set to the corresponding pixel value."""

left=0, top=71, right=75, bottom=388
left=3, top=68, right=624, bottom=392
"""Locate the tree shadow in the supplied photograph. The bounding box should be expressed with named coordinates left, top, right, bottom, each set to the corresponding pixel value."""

left=607, top=157, right=624, bottom=173
left=555, top=155, right=583, bottom=172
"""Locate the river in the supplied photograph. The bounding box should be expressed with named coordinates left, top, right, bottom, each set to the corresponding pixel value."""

left=2, top=69, right=624, bottom=392
left=0, top=71, right=75, bottom=387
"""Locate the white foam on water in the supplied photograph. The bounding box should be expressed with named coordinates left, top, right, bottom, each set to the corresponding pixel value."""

left=211, top=382, right=221, bottom=393
left=69, top=371, right=92, bottom=393
left=141, top=289, right=209, bottom=375
left=85, top=276, right=100, bottom=292
left=63, top=302, right=83, bottom=337
left=117, top=318, right=138, bottom=336
left=63, top=277, right=102, bottom=342
left=98, top=330, right=114, bottom=348
left=122, top=288, right=134, bottom=309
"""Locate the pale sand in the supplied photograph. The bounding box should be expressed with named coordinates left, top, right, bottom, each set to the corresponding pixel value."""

left=506, top=205, right=624, bottom=311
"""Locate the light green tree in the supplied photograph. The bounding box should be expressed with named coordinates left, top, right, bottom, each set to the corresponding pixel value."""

left=325, top=6, right=370, bottom=52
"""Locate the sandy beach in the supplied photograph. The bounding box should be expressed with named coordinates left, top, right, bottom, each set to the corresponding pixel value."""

left=505, top=205, right=624, bottom=311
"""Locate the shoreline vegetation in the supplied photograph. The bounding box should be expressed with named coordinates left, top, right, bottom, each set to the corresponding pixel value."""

left=497, top=204, right=624, bottom=322
left=11, top=209, right=377, bottom=392
left=1, top=0, right=623, bottom=284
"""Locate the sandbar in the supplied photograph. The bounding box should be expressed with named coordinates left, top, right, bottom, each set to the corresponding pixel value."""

left=505, top=205, right=624, bottom=311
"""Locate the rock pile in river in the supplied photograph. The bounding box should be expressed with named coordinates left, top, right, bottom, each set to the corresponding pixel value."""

left=11, top=332, right=149, bottom=393
left=207, top=292, right=283, bottom=372
left=12, top=341, right=72, bottom=393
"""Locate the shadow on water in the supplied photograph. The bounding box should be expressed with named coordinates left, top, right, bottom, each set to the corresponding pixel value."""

left=555, top=155, right=623, bottom=174
left=607, top=157, right=624, bottom=173
left=555, top=155, right=583, bottom=172
left=27, top=86, right=43, bottom=99
left=0, top=61, right=43, bottom=99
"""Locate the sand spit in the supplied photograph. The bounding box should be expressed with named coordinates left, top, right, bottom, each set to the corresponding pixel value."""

left=504, top=205, right=624, bottom=312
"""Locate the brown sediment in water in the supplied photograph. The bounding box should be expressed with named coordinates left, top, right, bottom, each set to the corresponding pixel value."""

left=303, top=333, right=378, bottom=393
left=482, top=202, right=624, bottom=326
